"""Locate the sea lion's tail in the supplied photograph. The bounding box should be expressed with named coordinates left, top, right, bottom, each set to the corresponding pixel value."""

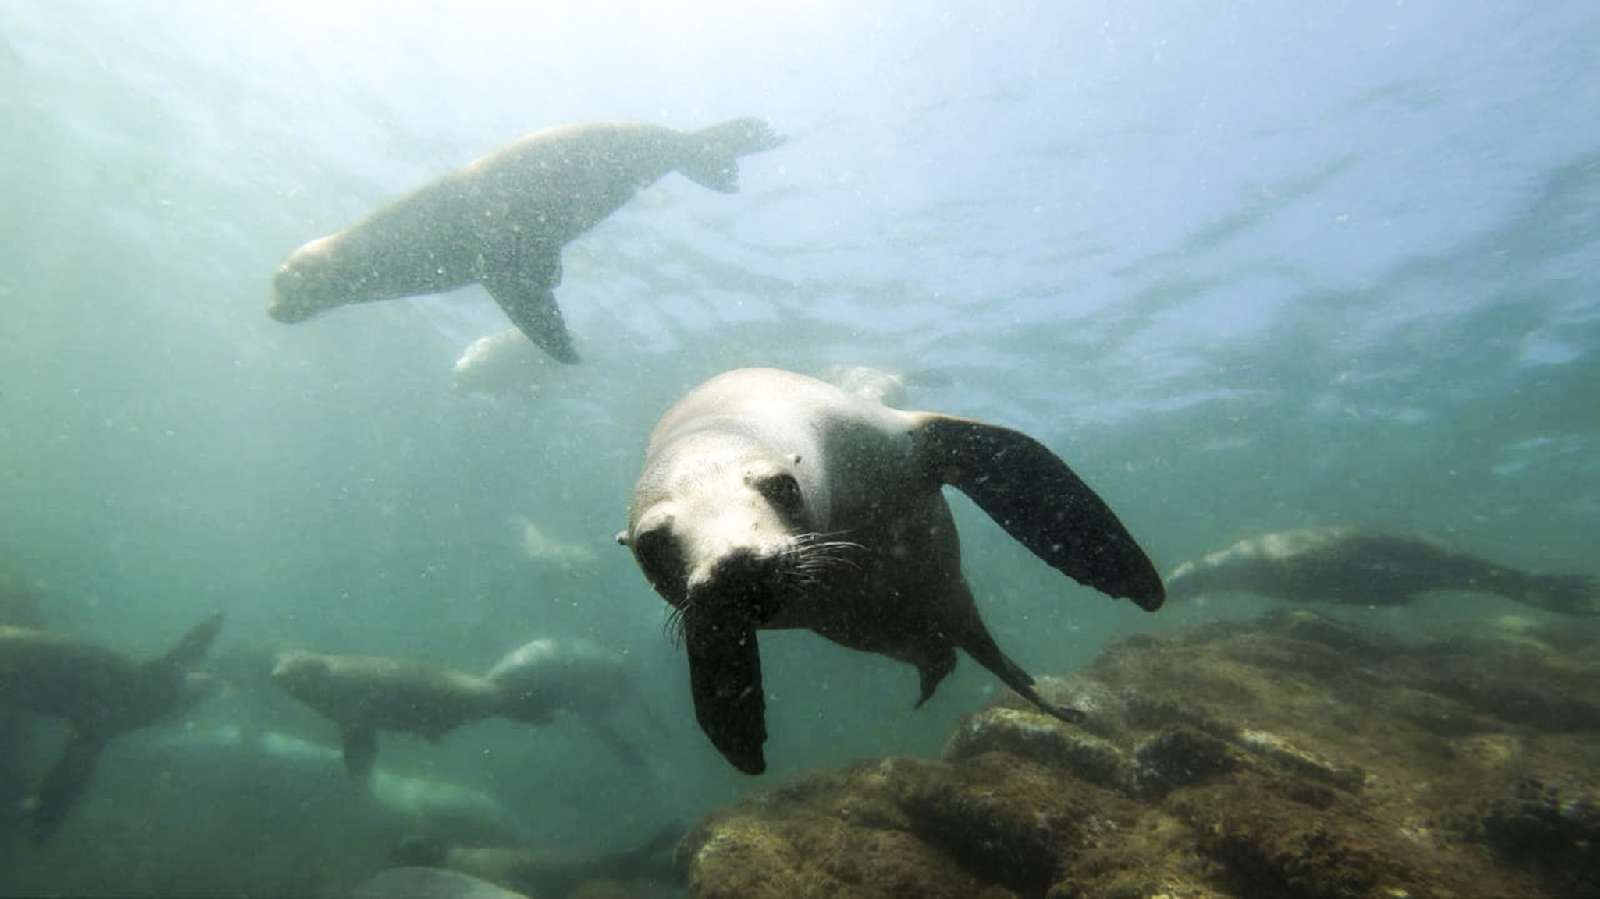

left=678, top=118, right=784, bottom=193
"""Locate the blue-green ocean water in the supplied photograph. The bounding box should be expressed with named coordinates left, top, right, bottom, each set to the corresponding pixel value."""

left=1, top=1, right=1596, bottom=895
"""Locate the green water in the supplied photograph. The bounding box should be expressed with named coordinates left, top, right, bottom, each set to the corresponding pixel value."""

left=1, top=1, right=1596, bottom=895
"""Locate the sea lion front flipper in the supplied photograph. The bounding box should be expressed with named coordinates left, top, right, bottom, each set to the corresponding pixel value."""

left=912, top=414, right=1165, bottom=611
left=29, top=730, right=106, bottom=844
left=683, top=617, right=767, bottom=775
left=482, top=256, right=579, bottom=364
left=678, top=118, right=785, bottom=193
left=341, top=727, right=378, bottom=779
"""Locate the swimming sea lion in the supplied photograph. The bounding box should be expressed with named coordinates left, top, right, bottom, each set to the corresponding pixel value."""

left=269, top=650, right=509, bottom=779
left=454, top=328, right=552, bottom=398
left=1166, top=526, right=1600, bottom=615
left=270, top=118, right=784, bottom=363
left=124, top=724, right=532, bottom=844
left=271, top=637, right=649, bottom=778
left=352, top=867, right=530, bottom=899
left=392, top=820, right=684, bottom=899
left=0, top=612, right=223, bottom=842
left=484, top=637, right=654, bottom=767
left=619, top=368, right=1164, bottom=774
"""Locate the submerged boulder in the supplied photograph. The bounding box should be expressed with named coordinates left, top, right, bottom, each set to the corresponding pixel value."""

left=679, top=609, right=1600, bottom=898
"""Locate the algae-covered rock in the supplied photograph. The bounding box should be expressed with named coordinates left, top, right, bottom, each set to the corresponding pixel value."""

left=679, top=608, right=1600, bottom=897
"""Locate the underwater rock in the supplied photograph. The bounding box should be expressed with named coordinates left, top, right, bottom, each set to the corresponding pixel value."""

left=942, top=706, right=1132, bottom=791
left=1132, top=725, right=1248, bottom=795
left=679, top=609, right=1600, bottom=898
left=1478, top=777, right=1600, bottom=896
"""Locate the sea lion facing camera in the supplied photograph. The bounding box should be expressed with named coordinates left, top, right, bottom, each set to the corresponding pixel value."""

left=620, top=368, right=1164, bottom=774
left=0, top=612, right=223, bottom=843
left=270, top=118, right=784, bottom=363
left=1167, top=526, right=1600, bottom=615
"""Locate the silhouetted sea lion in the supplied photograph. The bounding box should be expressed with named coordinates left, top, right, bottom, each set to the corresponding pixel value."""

left=0, top=612, right=223, bottom=842
left=392, top=820, right=683, bottom=899
left=272, top=637, right=649, bottom=777
left=270, top=650, right=508, bottom=779
left=270, top=118, right=784, bottom=363
left=1166, top=526, right=1600, bottom=615
left=620, top=368, right=1164, bottom=774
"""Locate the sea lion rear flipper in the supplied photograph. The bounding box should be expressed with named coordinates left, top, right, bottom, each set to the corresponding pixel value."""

left=913, top=645, right=957, bottom=709
left=148, top=611, right=225, bottom=674
left=341, top=727, right=378, bottom=779
left=678, top=118, right=784, bottom=193
left=958, top=620, right=1087, bottom=726
left=483, top=258, right=579, bottom=364
left=684, top=617, right=767, bottom=774
left=29, top=730, right=106, bottom=844
left=913, top=414, right=1165, bottom=610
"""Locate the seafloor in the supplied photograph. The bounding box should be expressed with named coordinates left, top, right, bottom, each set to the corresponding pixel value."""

left=678, top=609, right=1600, bottom=899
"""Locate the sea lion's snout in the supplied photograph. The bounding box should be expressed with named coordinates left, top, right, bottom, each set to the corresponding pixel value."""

left=268, top=266, right=318, bottom=323
left=687, top=547, right=785, bottom=617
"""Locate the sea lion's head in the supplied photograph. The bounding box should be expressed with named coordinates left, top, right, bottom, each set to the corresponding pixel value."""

left=1163, top=559, right=1210, bottom=601
left=268, top=650, right=336, bottom=705
left=269, top=237, right=347, bottom=323
left=622, top=439, right=849, bottom=637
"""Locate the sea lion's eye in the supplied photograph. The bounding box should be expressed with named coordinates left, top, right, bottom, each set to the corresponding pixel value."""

left=755, top=473, right=803, bottom=511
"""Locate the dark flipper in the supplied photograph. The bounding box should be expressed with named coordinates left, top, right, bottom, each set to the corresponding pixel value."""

left=29, top=730, right=106, bottom=844
left=149, top=611, right=225, bottom=674
left=913, top=645, right=958, bottom=709
left=483, top=256, right=578, bottom=364
left=341, top=727, right=378, bottom=779
left=914, top=414, right=1165, bottom=611
left=684, top=616, right=767, bottom=775
left=959, top=623, right=1086, bottom=726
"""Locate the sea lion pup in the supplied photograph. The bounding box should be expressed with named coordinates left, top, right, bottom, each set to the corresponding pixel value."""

left=270, top=118, right=784, bottom=363
left=1166, top=526, right=1600, bottom=615
left=620, top=368, right=1164, bottom=774
left=392, top=820, right=684, bottom=899
left=0, top=611, right=224, bottom=843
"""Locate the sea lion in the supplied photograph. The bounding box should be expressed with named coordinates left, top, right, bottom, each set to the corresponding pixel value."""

left=124, top=724, right=532, bottom=843
left=619, top=368, right=1164, bottom=774
left=484, top=637, right=654, bottom=767
left=270, top=118, right=784, bottom=363
left=1166, top=526, right=1600, bottom=615
left=0, top=612, right=223, bottom=843
left=352, top=867, right=530, bottom=899
left=270, top=650, right=509, bottom=779
left=392, top=820, right=684, bottom=899
left=271, top=637, right=649, bottom=778
left=454, top=328, right=553, bottom=398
